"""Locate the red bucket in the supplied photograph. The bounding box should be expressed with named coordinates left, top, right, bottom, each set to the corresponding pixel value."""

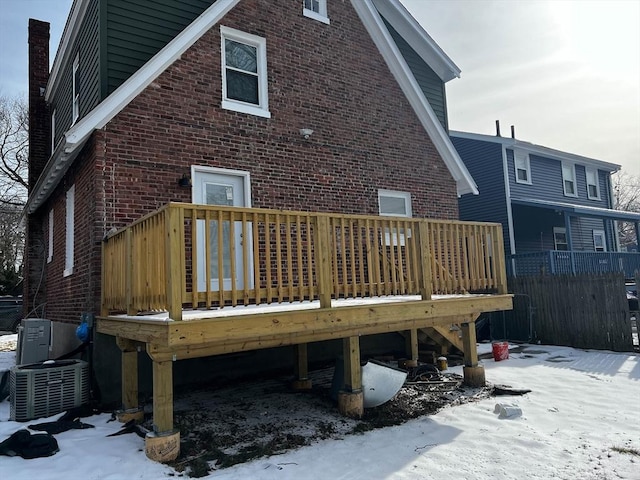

left=492, top=341, right=509, bottom=361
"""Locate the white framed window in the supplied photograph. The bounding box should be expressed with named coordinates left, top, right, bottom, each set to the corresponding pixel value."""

left=561, top=163, right=577, bottom=197
left=47, top=208, right=54, bottom=263
left=303, top=0, right=330, bottom=24
left=514, top=151, right=531, bottom=184
left=586, top=168, right=600, bottom=200
left=72, top=53, right=79, bottom=124
left=593, top=230, right=606, bottom=252
left=51, top=109, right=56, bottom=154
left=553, top=227, right=568, bottom=251
left=220, top=26, right=270, bottom=118
left=64, top=184, right=75, bottom=277
left=378, top=190, right=412, bottom=246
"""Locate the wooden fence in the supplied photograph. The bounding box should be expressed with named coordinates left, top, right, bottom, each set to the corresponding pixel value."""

left=499, top=273, right=634, bottom=352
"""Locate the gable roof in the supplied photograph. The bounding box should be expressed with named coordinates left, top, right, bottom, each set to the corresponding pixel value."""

left=451, top=131, right=620, bottom=173
left=26, top=0, right=477, bottom=214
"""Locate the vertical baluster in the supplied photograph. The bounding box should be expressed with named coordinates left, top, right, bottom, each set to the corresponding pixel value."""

left=265, top=213, right=272, bottom=303
left=275, top=213, right=283, bottom=303
left=296, top=215, right=304, bottom=301
left=286, top=213, right=294, bottom=301
left=373, top=219, right=382, bottom=296
left=229, top=210, right=237, bottom=307
left=253, top=212, right=260, bottom=303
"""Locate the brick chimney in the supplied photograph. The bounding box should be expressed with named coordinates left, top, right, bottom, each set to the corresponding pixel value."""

left=24, top=19, right=50, bottom=319
left=28, top=19, right=50, bottom=192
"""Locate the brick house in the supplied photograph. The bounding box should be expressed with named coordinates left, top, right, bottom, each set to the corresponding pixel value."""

left=26, top=0, right=511, bottom=453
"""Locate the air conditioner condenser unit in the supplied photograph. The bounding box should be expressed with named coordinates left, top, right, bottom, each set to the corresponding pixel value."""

left=10, top=359, right=89, bottom=422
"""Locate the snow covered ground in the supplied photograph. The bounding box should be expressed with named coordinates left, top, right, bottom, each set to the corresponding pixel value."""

left=1, top=333, right=639, bottom=479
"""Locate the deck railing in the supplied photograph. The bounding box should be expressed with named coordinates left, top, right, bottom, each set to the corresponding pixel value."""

left=507, top=250, right=640, bottom=278
left=102, top=203, right=507, bottom=320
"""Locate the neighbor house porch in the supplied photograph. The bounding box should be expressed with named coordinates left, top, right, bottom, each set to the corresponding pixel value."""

left=96, top=203, right=512, bottom=460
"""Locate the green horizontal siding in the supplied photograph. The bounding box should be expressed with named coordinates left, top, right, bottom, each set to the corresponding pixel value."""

left=104, top=0, right=217, bottom=95
left=382, top=18, right=448, bottom=130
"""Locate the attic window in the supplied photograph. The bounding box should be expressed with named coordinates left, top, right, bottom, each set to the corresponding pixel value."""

left=514, top=151, right=531, bottom=184
left=72, top=54, right=79, bottom=124
left=303, top=0, right=330, bottom=24
left=220, top=26, right=271, bottom=118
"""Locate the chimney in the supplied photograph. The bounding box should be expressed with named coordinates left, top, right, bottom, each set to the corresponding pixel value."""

left=28, top=19, right=50, bottom=193
left=511, top=125, right=515, bottom=139
left=495, top=120, right=501, bottom=137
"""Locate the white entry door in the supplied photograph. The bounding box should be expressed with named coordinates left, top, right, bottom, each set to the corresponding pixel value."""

left=192, top=168, right=251, bottom=292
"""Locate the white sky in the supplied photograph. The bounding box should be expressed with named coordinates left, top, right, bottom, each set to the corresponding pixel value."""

left=0, top=0, right=638, bottom=175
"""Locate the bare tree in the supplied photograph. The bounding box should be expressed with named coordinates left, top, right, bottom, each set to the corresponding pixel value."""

left=0, top=94, right=29, bottom=207
left=612, top=171, right=640, bottom=250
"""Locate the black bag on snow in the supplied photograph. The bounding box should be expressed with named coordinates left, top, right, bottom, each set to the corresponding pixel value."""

left=0, top=429, right=59, bottom=459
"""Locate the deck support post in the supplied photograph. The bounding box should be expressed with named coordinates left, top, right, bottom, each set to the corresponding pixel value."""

left=165, top=205, right=184, bottom=321
left=145, top=358, right=180, bottom=462
left=292, top=343, right=312, bottom=390
left=314, top=215, right=333, bottom=308
left=115, top=337, right=143, bottom=423
left=404, top=329, right=419, bottom=367
left=417, top=222, right=433, bottom=300
left=461, top=321, right=485, bottom=387
left=338, top=336, right=363, bottom=418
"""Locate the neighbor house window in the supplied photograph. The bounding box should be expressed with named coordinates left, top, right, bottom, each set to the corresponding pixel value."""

left=561, top=163, right=577, bottom=197
left=586, top=168, right=600, bottom=200
left=220, top=26, right=270, bottom=118
left=72, top=54, right=79, bottom=124
left=303, top=0, right=330, bottom=24
left=514, top=151, right=531, bottom=184
left=51, top=109, right=56, bottom=154
left=378, top=189, right=412, bottom=246
left=593, top=230, right=606, bottom=252
left=64, top=185, right=75, bottom=277
left=47, top=208, right=54, bottom=263
left=553, top=227, right=568, bottom=251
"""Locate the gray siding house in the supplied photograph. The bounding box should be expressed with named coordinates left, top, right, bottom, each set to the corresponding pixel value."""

left=451, top=130, right=640, bottom=277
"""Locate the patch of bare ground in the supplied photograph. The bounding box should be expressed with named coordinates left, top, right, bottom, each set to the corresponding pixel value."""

left=154, top=365, right=491, bottom=477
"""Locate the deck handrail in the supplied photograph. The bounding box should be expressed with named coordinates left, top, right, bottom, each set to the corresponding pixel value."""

left=102, top=203, right=507, bottom=319
left=507, top=250, right=640, bottom=278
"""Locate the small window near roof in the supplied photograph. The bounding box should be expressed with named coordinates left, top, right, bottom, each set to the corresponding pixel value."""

left=51, top=109, right=56, bottom=154
left=514, top=151, right=531, bottom=184
left=72, top=54, right=79, bottom=124
left=303, top=0, right=330, bottom=24
left=586, top=168, right=600, bottom=200
left=47, top=208, right=54, bottom=263
left=561, top=163, right=577, bottom=197
left=220, top=26, right=270, bottom=118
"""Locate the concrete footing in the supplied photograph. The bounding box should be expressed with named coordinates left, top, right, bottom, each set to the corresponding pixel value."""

left=145, top=430, right=180, bottom=462
left=291, top=379, right=313, bottom=390
left=338, top=390, right=364, bottom=419
left=116, top=408, right=144, bottom=424
left=463, top=365, right=486, bottom=387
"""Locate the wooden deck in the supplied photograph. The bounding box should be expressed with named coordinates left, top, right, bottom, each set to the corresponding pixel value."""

left=96, top=203, right=512, bottom=459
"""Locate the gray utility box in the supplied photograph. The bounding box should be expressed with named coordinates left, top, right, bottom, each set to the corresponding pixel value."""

left=10, top=359, right=89, bottom=422
left=16, top=319, right=51, bottom=365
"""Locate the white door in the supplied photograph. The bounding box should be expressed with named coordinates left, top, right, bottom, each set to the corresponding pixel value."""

left=193, top=169, right=251, bottom=292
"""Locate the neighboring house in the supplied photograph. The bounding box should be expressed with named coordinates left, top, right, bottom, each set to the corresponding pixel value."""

left=451, top=129, right=640, bottom=277
left=25, top=0, right=512, bottom=457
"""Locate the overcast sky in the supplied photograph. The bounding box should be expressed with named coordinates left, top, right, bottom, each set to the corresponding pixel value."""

left=0, top=0, right=638, bottom=175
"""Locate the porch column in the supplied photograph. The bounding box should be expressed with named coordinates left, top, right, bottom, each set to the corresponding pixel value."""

left=145, top=356, right=180, bottom=462
left=564, top=214, right=576, bottom=274
left=404, top=329, right=419, bottom=367
left=292, top=343, right=312, bottom=390
left=338, top=336, right=363, bottom=418
left=461, top=321, right=485, bottom=387
left=115, top=337, right=144, bottom=423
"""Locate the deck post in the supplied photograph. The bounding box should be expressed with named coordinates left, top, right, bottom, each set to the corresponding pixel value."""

left=165, top=205, right=184, bottom=321
left=405, top=329, right=419, bottom=367
left=417, top=222, right=433, bottom=300
left=491, top=225, right=508, bottom=294
left=338, top=336, right=363, bottom=418
left=292, top=343, right=312, bottom=390
left=145, top=358, right=180, bottom=462
left=115, top=337, right=143, bottom=423
left=314, top=215, right=333, bottom=308
left=461, top=321, right=485, bottom=387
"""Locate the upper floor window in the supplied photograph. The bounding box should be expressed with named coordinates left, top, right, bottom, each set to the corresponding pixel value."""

left=586, top=168, right=600, bottom=200
left=514, top=151, right=531, bottom=184
left=561, top=163, right=577, bottom=197
left=64, top=184, right=75, bottom=277
left=47, top=208, right=54, bottom=263
left=220, top=26, right=270, bottom=119
left=303, top=0, right=330, bottom=24
left=51, top=109, right=56, bottom=154
left=72, top=54, right=80, bottom=124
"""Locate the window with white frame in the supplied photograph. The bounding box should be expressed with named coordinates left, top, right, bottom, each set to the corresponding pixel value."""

left=593, top=230, right=606, bottom=252
left=586, top=168, right=600, bottom=200
left=378, top=190, right=412, bottom=246
left=553, top=227, right=568, bottom=251
left=514, top=151, right=531, bottom=184
left=561, top=163, right=577, bottom=197
left=220, top=26, right=270, bottom=118
left=303, top=0, right=330, bottom=24
left=51, top=109, right=56, bottom=154
left=72, top=54, right=79, bottom=124
left=47, top=208, right=54, bottom=263
left=64, top=185, right=75, bottom=276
